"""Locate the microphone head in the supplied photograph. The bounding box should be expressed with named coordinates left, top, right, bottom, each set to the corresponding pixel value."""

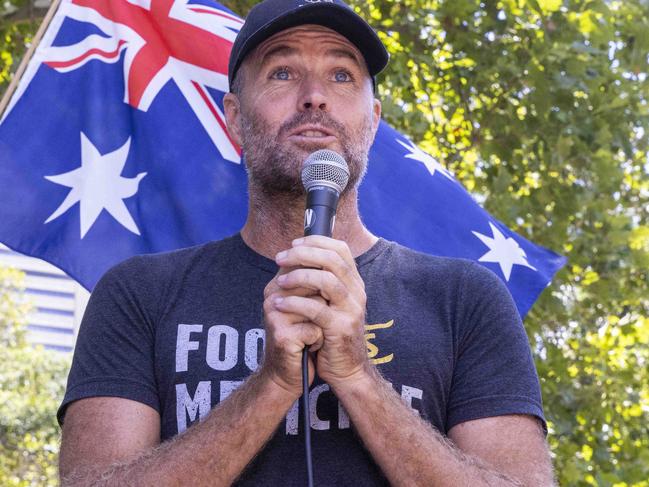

left=301, top=149, right=350, bottom=194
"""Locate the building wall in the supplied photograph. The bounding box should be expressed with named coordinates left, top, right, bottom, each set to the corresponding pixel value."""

left=0, top=244, right=89, bottom=352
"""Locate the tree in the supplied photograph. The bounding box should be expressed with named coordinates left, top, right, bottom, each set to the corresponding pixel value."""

left=2, top=0, right=648, bottom=484
left=0, top=1, right=43, bottom=94
left=0, top=267, right=70, bottom=486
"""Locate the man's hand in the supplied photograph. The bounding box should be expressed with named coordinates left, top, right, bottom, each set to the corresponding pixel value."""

left=261, top=265, right=325, bottom=396
left=271, top=235, right=370, bottom=389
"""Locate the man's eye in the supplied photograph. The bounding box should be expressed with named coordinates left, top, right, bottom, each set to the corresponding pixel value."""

left=333, top=70, right=354, bottom=82
left=271, top=67, right=291, bottom=80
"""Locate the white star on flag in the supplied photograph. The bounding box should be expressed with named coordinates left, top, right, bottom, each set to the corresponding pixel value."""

left=44, top=133, right=147, bottom=239
left=397, top=138, right=455, bottom=181
left=472, top=222, right=537, bottom=281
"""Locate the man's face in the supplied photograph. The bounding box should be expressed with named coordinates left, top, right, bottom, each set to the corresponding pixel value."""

left=224, top=24, right=382, bottom=197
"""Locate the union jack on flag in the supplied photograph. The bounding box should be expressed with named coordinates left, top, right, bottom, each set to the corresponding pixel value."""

left=0, top=0, right=565, bottom=316
left=7, top=0, right=242, bottom=162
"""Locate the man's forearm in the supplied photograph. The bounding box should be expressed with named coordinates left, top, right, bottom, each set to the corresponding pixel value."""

left=61, top=371, right=297, bottom=487
left=332, top=368, right=527, bottom=487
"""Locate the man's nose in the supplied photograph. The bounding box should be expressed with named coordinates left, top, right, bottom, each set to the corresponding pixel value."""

left=297, top=74, right=327, bottom=111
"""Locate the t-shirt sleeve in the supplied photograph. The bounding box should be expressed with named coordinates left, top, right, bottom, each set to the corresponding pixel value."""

left=446, top=262, right=546, bottom=433
left=57, top=257, right=161, bottom=426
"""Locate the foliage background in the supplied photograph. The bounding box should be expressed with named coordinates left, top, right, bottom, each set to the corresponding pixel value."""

left=1, top=0, right=648, bottom=485
left=0, top=268, right=70, bottom=486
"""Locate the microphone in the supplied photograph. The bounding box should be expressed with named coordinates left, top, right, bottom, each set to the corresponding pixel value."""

left=299, top=149, right=349, bottom=487
left=301, top=149, right=350, bottom=238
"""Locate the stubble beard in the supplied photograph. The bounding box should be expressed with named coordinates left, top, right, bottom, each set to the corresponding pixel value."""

left=239, top=108, right=375, bottom=198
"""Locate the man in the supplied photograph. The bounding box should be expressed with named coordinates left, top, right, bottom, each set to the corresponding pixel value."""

left=58, top=0, right=555, bottom=485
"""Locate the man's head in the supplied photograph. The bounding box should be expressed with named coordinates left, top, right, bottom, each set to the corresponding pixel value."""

left=223, top=0, right=389, bottom=197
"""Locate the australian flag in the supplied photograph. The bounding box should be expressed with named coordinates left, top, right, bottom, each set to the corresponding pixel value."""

left=0, top=0, right=565, bottom=317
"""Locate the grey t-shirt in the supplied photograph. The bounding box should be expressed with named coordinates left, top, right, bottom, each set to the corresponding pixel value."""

left=59, top=234, right=545, bottom=486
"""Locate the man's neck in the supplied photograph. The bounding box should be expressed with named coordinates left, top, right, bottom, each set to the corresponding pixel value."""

left=240, top=185, right=378, bottom=259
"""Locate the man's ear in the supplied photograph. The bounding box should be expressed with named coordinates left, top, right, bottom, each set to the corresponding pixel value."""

left=371, top=98, right=382, bottom=137
left=223, top=92, right=243, bottom=147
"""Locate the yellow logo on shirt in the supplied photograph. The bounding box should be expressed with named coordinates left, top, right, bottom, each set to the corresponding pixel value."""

left=364, top=320, right=394, bottom=365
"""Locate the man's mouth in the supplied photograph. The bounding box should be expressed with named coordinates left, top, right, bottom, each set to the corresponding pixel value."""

left=288, top=125, right=336, bottom=139
left=296, top=130, right=330, bottom=137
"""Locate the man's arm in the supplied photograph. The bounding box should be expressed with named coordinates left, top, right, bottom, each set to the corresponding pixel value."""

left=449, top=414, right=554, bottom=486
left=59, top=370, right=298, bottom=486
left=273, top=235, right=555, bottom=486
left=59, top=268, right=324, bottom=486
left=332, top=369, right=555, bottom=486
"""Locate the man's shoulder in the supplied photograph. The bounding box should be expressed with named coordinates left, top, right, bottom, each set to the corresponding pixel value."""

left=98, top=234, right=242, bottom=287
left=375, top=239, right=511, bottom=303
left=381, top=239, right=489, bottom=280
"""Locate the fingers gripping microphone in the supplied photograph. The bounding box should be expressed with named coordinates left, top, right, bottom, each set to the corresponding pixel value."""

left=301, top=150, right=350, bottom=238
left=299, top=150, right=349, bottom=487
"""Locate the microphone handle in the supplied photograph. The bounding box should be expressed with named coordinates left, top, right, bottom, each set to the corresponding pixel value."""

left=303, top=186, right=340, bottom=238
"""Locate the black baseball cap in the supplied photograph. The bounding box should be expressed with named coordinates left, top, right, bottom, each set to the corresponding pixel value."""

left=228, top=0, right=389, bottom=91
